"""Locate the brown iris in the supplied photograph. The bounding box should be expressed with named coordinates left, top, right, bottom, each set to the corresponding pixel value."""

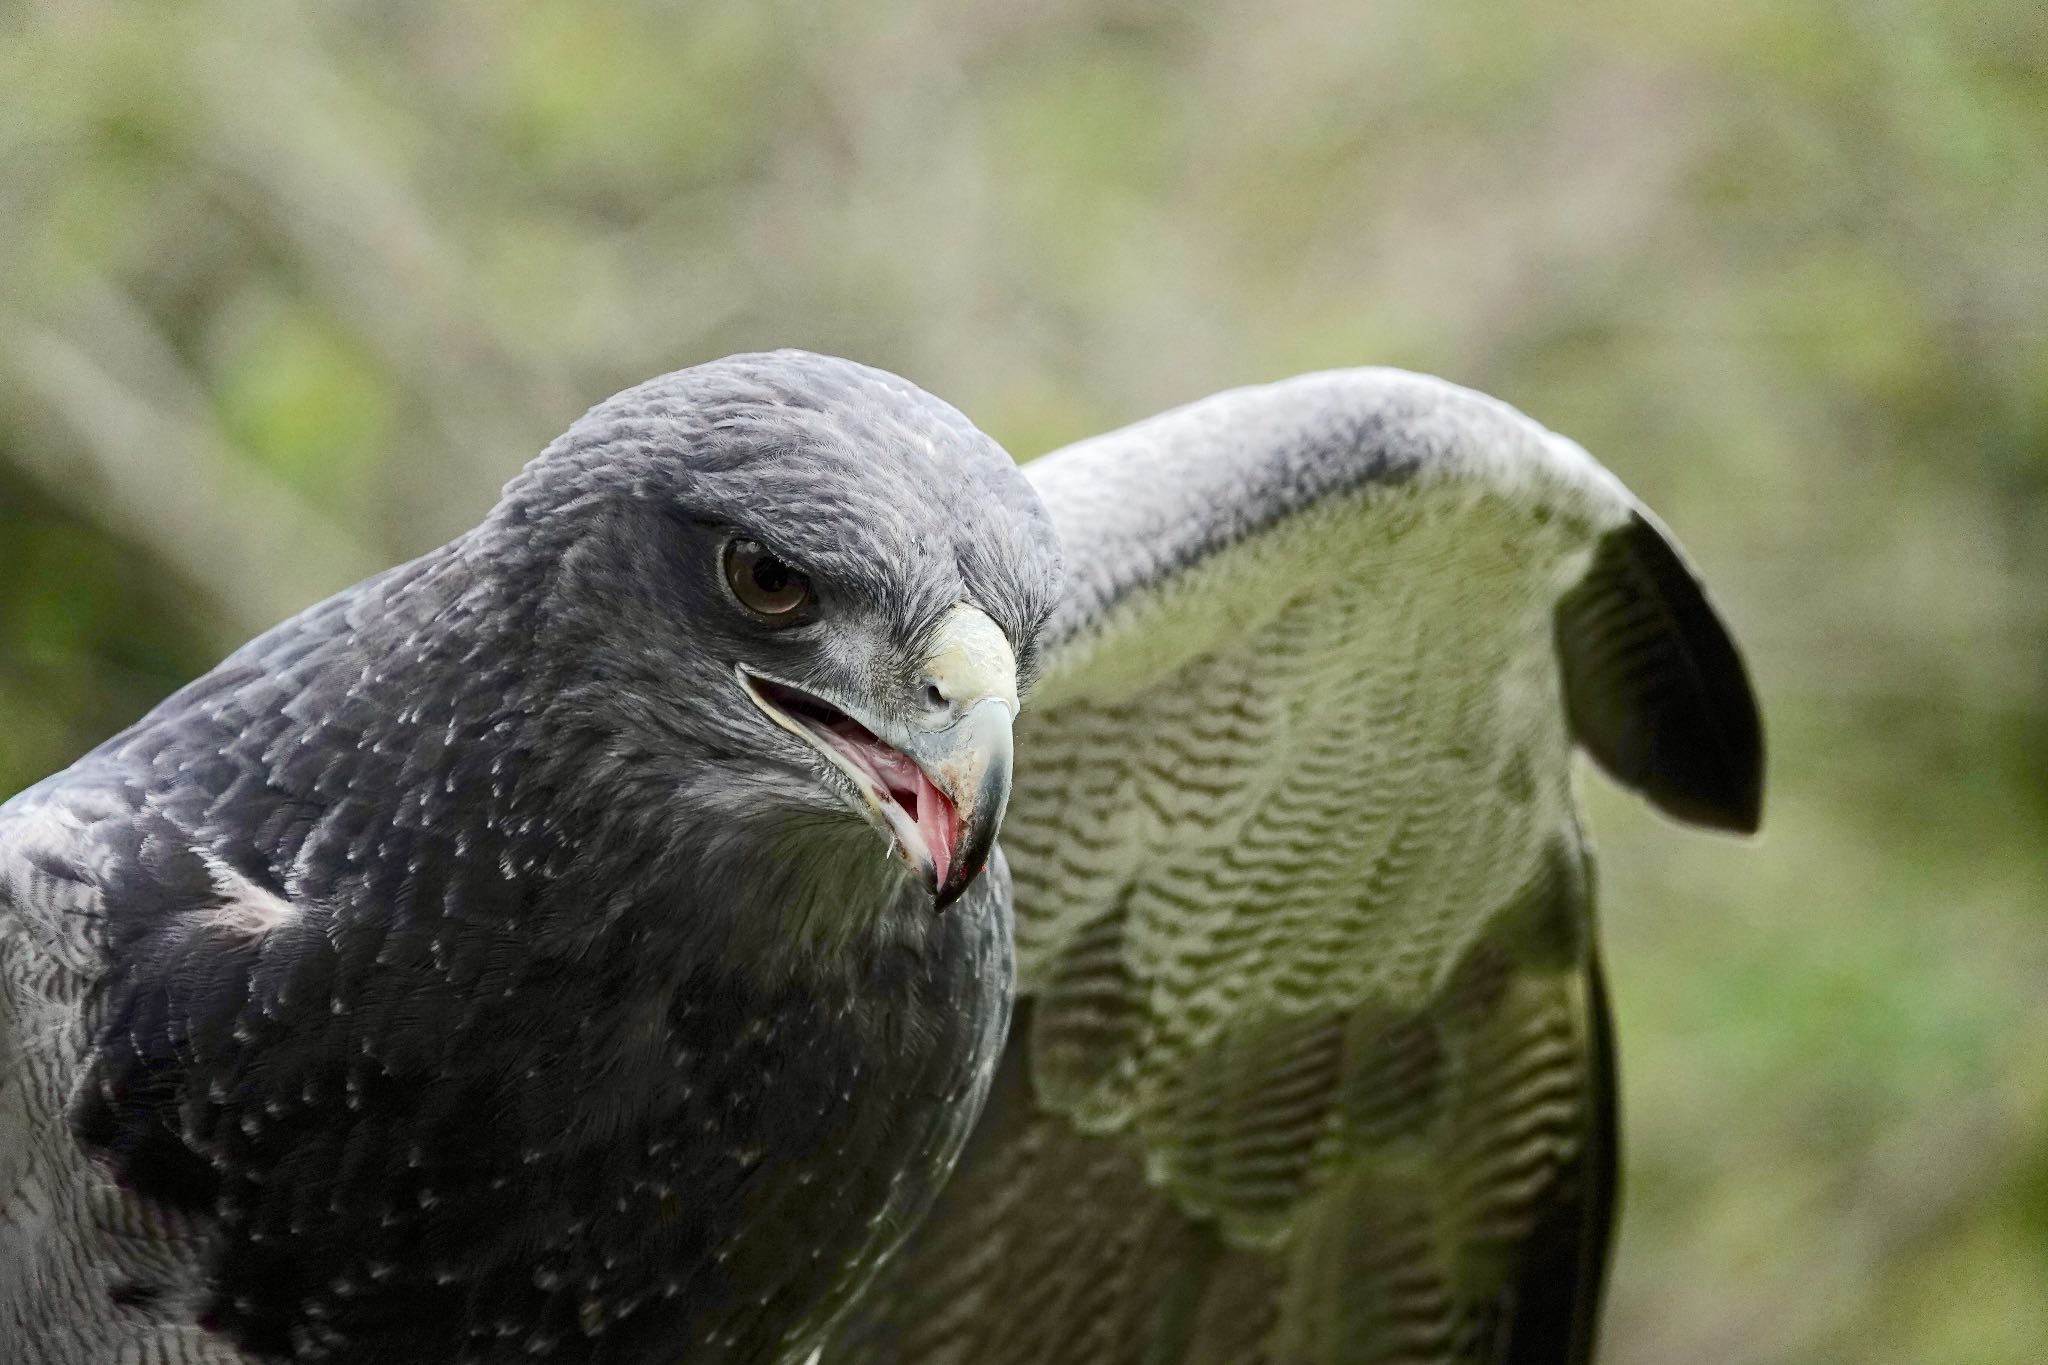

left=723, top=538, right=812, bottom=620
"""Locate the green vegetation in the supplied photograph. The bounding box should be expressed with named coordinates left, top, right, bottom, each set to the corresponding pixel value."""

left=2, top=2, right=2042, bottom=1359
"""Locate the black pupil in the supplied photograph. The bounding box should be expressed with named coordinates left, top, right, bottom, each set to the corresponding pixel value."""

left=752, top=557, right=789, bottom=593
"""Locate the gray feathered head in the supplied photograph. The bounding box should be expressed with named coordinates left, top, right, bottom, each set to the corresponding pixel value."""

left=476, top=350, right=1062, bottom=931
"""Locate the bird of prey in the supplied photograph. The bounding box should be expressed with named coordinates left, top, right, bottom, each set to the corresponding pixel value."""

left=0, top=351, right=1761, bottom=1365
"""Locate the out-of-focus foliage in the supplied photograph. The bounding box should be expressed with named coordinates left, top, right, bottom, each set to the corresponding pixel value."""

left=2, top=0, right=2043, bottom=1359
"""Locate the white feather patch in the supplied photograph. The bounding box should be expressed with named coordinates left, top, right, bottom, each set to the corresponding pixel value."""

left=194, top=852, right=298, bottom=939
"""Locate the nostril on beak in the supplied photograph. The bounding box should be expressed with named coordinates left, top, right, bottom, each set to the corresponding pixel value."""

left=916, top=604, right=1020, bottom=726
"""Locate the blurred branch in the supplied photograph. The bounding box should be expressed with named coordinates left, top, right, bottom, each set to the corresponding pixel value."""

left=1, top=286, right=380, bottom=644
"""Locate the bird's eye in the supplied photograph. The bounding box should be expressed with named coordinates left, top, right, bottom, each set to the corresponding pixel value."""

left=723, top=539, right=812, bottom=620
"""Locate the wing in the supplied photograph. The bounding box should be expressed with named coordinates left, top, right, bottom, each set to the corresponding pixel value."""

left=1, top=774, right=255, bottom=1364
left=830, top=369, right=1762, bottom=1364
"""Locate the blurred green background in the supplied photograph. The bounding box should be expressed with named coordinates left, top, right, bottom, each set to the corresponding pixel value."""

left=2, top=1, right=2043, bottom=1360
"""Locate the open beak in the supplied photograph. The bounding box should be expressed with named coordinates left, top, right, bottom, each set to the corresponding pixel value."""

left=739, top=606, right=1018, bottom=911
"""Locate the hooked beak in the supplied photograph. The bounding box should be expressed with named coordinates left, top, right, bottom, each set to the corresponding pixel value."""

left=892, top=697, right=1013, bottom=909
left=739, top=606, right=1018, bottom=911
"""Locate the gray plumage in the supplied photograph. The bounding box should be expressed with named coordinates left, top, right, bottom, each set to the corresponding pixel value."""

left=1, top=352, right=1058, bottom=1363
left=0, top=354, right=1762, bottom=1365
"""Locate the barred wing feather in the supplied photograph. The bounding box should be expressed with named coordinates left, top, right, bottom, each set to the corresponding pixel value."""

left=830, top=369, right=1761, bottom=1365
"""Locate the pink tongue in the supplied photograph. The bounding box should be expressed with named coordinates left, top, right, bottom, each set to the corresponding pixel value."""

left=853, top=741, right=957, bottom=875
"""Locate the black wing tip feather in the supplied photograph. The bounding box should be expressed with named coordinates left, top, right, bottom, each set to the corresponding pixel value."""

left=1557, top=511, right=1765, bottom=835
